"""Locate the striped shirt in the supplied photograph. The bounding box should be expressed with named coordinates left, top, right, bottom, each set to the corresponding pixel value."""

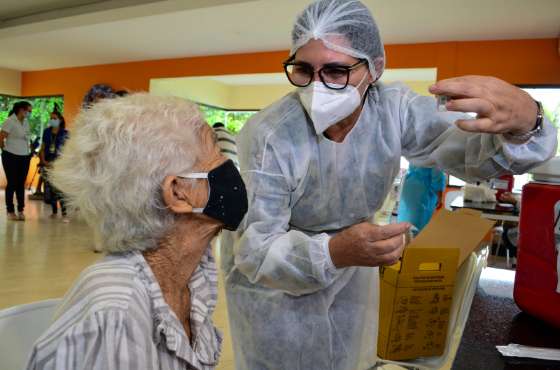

left=26, top=249, right=222, bottom=370
left=213, top=127, right=239, bottom=168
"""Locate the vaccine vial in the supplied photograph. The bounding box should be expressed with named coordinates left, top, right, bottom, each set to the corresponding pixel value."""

left=436, top=95, right=449, bottom=112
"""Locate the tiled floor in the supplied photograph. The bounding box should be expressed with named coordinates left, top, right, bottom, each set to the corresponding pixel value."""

left=0, top=193, right=235, bottom=370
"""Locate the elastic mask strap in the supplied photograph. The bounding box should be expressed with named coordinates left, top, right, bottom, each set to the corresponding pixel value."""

left=180, top=173, right=208, bottom=179
left=355, top=71, right=370, bottom=96
left=178, top=172, right=209, bottom=213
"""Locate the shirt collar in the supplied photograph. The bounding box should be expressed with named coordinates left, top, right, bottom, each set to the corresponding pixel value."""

left=128, top=250, right=220, bottom=368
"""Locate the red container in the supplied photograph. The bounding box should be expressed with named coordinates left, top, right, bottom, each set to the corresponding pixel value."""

left=494, top=174, right=514, bottom=202
left=514, top=182, right=560, bottom=328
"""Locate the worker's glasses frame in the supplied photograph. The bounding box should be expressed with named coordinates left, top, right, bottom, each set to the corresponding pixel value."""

left=283, top=57, right=368, bottom=90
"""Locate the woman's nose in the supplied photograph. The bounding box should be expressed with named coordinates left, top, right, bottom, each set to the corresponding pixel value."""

left=311, top=70, right=322, bottom=82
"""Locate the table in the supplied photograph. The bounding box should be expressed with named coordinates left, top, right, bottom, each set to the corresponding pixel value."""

left=450, top=196, right=519, bottom=262
left=480, top=213, right=520, bottom=223
left=450, top=196, right=519, bottom=222
left=452, top=268, right=560, bottom=370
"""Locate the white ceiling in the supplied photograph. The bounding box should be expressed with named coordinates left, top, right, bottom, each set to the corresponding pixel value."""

left=0, top=0, right=559, bottom=71
left=0, top=0, right=104, bottom=21
left=0, top=0, right=166, bottom=25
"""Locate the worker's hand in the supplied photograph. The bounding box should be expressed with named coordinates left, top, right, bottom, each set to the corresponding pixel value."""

left=329, top=222, right=411, bottom=268
left=429, top=76, right=538, bottom=136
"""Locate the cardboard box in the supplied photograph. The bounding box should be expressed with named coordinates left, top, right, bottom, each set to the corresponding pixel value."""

left=377, top=209, right=495, bottom=361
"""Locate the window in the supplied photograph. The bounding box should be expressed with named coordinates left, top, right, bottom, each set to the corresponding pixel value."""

left=0, top=95, right=64, bottom=149
left=522, top=86, right=560, bottom=154
left=509, top=87, right=560, bottom=191
left=446, top=86, right=560, bottom=190
left=199, top=104, right=257, bottom=134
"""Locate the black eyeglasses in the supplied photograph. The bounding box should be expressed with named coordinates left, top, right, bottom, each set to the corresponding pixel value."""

left=283, top=57, right=368, bottom=90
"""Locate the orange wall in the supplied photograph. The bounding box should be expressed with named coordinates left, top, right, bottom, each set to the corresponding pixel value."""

left=22, top=38, right=560, bottom=124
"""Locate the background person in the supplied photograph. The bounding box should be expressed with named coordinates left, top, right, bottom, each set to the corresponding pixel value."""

left=81, top=83, right=114, bottom=109
left=114, top=89, right=130, bottom=97
left=29, top=136, right=45, bottom=199
left=40, top=110, right=69, bottom=221
left=220, top=1, right=558, bottom=369
left=212, top=122, right=239, bottom=168
left=397, top=165, right=447, bottom=235
left=0, top=101, right=33, bottom=221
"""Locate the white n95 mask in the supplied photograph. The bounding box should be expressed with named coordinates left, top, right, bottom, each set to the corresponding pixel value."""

left=298, top=72, right=369, bottom=136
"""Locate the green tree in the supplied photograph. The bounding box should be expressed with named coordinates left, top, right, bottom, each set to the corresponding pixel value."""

left=543, top=102, right=560, bottom=155
left=199, top=104, right=256, bottom=134
left=226, top=111, right=256, bottom=134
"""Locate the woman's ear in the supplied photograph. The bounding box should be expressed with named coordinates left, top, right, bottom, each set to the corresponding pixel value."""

left=161, top=175, right=194, bottom=214
left=372, top=57, right=384, bottom=83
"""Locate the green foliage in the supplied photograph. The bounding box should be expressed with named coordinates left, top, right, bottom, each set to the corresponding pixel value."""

left=543, top=105, right=560, bottom=129
left=524, top=88, right=560, bottom=155
left=199, top=104, right=256, bottom=134
left=200, top=105, right=227, bottom=128
left=0, top=95, right=64, bottom=144
left=226, top=111, right=256, bottom=134
left=542, top=102, right=560, bottom=155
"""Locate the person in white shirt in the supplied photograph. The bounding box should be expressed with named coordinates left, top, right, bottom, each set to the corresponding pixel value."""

left=0, top=101, right=33, bottom=221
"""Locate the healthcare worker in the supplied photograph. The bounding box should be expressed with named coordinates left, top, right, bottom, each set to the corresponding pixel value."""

left=220, top=1, right=558, bottom=369
left=397, top=166, right=447, bottom=235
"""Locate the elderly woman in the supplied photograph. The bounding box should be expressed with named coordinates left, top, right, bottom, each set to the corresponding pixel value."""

left=26, top=94, right=248, bottom=370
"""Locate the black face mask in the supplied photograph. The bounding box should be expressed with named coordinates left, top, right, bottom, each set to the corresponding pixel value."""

left=180, top=160, right=248, bottom=231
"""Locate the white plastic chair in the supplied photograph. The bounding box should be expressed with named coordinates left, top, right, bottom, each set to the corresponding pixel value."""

left=0, top=298, right=61, bottom=370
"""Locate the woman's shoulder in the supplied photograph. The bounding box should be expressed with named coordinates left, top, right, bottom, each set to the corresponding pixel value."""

left=29, top=254, right=153, bottom=352
left=55, top=253, right=150, bottom=319
left=240, top=92, right=307, bottom=141
left=238, top=93, right=312, bottom=157
left=28, top=302, right=150, bottom=370
left=2, top=115, right=16, bottom=129
left=374, top=81, right=419, bottom=108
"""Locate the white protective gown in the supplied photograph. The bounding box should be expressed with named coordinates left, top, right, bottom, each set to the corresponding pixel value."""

left=220, top=82, right=557, bottom=370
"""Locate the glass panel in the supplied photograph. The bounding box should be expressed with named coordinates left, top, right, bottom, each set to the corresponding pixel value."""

left=0, top=95, right=64, bottom=151
left=522, top=87, right=560, bottom=155
left=199, top=104, right=257, bottom=135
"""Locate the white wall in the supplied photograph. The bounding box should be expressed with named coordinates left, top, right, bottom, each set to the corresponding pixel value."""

left=0, top=67, right=21, bottom=96
left=150, top=68, right=437, bottom=110
left=150, top=76, right=293, bottom=110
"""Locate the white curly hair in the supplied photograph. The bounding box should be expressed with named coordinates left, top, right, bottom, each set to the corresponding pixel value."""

left=50, top=93, right=208, bottom=253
